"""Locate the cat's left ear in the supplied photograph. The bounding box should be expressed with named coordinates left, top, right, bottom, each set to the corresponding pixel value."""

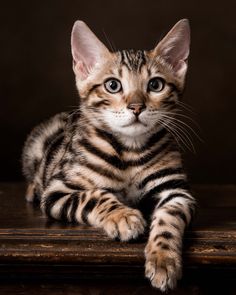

left=71, top=21, right=110, bottom=80
left=153, top=19, right=190, bottom=79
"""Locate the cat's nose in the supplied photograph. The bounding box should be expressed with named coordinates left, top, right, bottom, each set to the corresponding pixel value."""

left=127, top=103, right=146, bottom=116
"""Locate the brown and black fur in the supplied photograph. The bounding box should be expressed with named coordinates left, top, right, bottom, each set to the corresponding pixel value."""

left=22, top=20, right=196, bottom=291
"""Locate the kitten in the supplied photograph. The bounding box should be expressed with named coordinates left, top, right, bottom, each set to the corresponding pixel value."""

left=22, top=19, right=196, bottom=291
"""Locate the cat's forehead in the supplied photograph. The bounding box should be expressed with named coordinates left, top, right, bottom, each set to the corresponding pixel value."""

left=108, top=49, right=175, bottom=85
left=113, top=49, right=171, bottom=76
left=118, top=50, right=147, bottom=72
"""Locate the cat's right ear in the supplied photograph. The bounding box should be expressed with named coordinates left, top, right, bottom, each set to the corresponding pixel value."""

left=152, top=19, right=190, bottom=79
left=71, top=21, right=110, bottom=80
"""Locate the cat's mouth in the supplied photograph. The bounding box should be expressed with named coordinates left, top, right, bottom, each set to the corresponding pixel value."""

left=122, top=117, right=147, bottom=128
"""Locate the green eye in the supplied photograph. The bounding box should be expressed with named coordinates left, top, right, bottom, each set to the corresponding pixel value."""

left=104, top=79, right=122, bottom=93
left=148, top=77, right=165, bottom=92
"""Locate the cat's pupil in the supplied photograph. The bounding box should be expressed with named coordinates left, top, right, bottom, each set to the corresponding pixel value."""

left=150, top=80, right=159, bottom=89
left=110, top=80, right=118, bottom=90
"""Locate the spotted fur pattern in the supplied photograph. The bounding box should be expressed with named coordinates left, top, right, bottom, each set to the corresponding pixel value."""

left=22, top=20, right=196, bottom=291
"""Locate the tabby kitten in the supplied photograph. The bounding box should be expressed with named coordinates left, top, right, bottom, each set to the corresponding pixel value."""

left=22, top=19, right=195, bottom=291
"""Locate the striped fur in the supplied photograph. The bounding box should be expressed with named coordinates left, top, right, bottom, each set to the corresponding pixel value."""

left=22, top=20, right=195, bottom=291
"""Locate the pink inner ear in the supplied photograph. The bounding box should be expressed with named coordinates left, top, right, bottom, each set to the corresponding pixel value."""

left=155, top=20, right=190, bottom=75
left=161, top=33, right=189, bottom=71
left=72, top=37, right=97, bottom=79
left=166, top=44, right=188, bottom=69
left=171, top=36, right=189, bottom=62
left=174, top=60, right=187, bottom=74
left=74, top=60, right=89, bottom=80
left=71, top=21, right=110, bottom=80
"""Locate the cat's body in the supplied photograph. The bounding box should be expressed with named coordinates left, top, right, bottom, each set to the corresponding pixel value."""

left=22, top=20, right=196, bottom=291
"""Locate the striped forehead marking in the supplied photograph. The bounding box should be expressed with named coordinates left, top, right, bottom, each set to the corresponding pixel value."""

left=119, top=50, right=146, bottom=72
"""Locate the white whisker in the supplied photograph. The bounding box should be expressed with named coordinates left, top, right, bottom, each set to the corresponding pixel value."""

left=159, top=118, right=195, bottom=153
left=160, top=113, right=203, bottom=143
left=176, top=101, right=195, bottom=113
left=157, top=119, right=189, bottom=152
left=163, top=119, right=196, bottom=153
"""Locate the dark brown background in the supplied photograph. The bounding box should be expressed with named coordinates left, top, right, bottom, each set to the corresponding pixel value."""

left=1, top=0, right=235, bottom=183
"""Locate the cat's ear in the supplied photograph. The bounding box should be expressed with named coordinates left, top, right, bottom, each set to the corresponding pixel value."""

left=153, top=19, right=190, bottom=78
left=71, top=21, right=110, bottom=80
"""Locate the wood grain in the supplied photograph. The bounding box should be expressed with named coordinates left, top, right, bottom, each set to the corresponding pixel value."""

left=0, top=183, right=235, bottom=278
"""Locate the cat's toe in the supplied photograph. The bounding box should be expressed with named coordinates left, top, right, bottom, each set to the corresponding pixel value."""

left=102, top=208, right=146, bottom=241
left=145, top=248, right=182, bottom=292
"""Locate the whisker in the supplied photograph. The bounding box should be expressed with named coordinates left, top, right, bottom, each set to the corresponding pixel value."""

left=162, top=110, right=199, bottom=126
left=158, top=119, right=190, bottom=152
left=102, top=29, right=117, bottom=52
left=160, top=118, right=195, bottom=153
left=158, top=109, right=203, bottom=141
left=176, top=101, right=195, bottom=113
left=160, top=113, right=203, bottom=143
left=156, top=111, right=197, bottom=153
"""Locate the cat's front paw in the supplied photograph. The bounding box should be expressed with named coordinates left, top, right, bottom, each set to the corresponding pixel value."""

left=101, top=207, right=146, bottom=241
left=145, top=244, right=182, bottom=292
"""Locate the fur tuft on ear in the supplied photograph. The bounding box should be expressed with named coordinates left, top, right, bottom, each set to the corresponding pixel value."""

left=154, top=19, right=190, bottom=78
left=71, top=21, right=110, bottom=80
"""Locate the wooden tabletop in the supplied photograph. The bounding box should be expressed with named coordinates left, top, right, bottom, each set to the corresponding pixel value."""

left=0, top=183, right=235, bottom=279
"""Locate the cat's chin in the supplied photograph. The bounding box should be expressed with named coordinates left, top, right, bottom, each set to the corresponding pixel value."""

left=114, top=122, right=151, bottom=138
left=114, top=124, right=153, bottom=149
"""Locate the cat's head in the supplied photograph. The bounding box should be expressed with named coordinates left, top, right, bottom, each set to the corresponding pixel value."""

left=71, top=20, right=190, bottom=139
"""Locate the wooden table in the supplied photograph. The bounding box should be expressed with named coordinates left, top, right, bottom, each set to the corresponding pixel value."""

left=0, top=183, right=235, bottom=294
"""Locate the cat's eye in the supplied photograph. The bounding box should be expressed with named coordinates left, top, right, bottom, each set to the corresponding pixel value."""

left=147, top=77, right=165, bottom=92
left=104, top=79, right=122, bottom=93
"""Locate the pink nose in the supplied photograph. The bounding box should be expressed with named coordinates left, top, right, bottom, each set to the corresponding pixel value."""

left=127, top=103, right=146, bottom=116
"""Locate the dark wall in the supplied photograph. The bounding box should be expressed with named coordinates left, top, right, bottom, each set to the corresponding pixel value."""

left=1, top=0, right=235, bottom=183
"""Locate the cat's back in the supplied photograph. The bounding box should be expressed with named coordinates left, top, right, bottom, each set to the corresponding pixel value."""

left=22, top=112, right=69, bottom=183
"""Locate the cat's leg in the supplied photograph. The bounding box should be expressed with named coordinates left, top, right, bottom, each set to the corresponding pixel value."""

left=142, top=188, right=195, bottom=291
left=41, top=179, right=146, bottom=241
